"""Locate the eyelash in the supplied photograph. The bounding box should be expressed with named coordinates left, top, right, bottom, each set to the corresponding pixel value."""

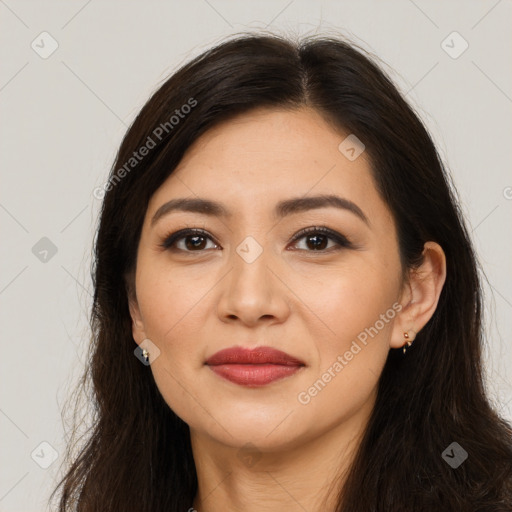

left=160, top=226, right=353, bottom=254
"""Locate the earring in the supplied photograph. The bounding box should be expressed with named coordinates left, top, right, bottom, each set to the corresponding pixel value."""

left=142, top=348, right=150, bottom=363
left=402, top=332, right=413, bottom=354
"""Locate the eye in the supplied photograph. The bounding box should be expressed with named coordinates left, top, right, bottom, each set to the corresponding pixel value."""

left=161, top=226, right=353, bottom=253
left=161, top=228, right=219, bottom=252
left=288, top=226, right=353, bottom=252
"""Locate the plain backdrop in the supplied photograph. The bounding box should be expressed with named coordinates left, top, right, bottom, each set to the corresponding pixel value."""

left=1, top=1, right=511, bottom=510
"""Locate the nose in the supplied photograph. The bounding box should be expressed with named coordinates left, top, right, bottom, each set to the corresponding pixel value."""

left=216, top=243, right=291, bottom=327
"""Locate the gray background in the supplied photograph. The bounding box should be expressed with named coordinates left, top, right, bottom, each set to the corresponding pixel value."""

left=1, top=1, right=511, bottom=510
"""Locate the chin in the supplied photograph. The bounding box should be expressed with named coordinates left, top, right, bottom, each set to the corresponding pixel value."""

left=192, top=411, right=311, bottom=451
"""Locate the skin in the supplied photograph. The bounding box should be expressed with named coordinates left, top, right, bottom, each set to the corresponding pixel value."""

left=129, top=107, right=446, bottom=511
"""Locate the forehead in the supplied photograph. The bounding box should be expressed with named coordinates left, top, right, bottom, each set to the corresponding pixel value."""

left=147, top=107, right=383, bottom=221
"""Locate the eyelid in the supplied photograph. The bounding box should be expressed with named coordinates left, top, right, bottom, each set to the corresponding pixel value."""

left=160, top=226, right=353, bottom=252
left=160, top=228, right=219, bottom=250
left=288, top=226, right=352, bottom=249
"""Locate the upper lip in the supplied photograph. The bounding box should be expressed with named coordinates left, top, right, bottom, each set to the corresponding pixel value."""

left=205, top=346, right=305, bottom=366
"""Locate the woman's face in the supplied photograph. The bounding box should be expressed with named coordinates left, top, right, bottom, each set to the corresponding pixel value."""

left=130, top=107, right=408, bottom=452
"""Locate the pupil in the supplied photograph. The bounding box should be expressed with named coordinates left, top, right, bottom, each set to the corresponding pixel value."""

left=183, top=234, right=328, bottom=251
left=307, top=234, right=327, bottom=250
left=186, top=236, right=206, bottom=250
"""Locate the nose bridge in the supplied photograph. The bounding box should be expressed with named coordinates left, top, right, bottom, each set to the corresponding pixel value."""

left=230, top=232, right=272, bottom=298
left=216, top=230, right=288, bottom=324
left=229, top=207, right=272, bottom=272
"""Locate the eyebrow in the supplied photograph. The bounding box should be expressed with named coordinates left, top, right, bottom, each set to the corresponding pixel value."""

left=151, top=194, right=369, bottom=226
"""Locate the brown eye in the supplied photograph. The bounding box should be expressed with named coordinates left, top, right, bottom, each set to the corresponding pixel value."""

left=161, top=226, right=353, bottom=254
left=301, top=233, right=330, bottom=250
left=161, top=229, right=219, bottom=252
left=183, top=234, right=208, bottom=251
left=290, top=227, right=352, bottom=252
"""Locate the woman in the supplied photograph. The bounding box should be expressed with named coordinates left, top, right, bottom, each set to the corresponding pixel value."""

left=51, top=33, right=512, bottom=511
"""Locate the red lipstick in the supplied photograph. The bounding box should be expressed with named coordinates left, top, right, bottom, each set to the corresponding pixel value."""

left=205, top=346, right=305, bottom=387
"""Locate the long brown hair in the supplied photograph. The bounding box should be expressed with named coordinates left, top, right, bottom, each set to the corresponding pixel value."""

left=50, top=32, right=512, bottom=511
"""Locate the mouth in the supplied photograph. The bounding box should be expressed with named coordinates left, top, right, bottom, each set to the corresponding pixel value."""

left=205, top=346, right=305, bottom=387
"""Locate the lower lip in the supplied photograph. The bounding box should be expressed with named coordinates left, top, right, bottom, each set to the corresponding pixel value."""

left=207, top=364, right=303, bottom=387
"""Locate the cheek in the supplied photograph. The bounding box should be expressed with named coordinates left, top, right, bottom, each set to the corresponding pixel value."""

left=301, top=258, right=398, bottom=322
left=136, top=258, right=217, bottom=343
left=303, top=262, right=400, bottom=368
left=135, top=264, right=215, bottom=418
left=297, top=276, right=397, bottom=424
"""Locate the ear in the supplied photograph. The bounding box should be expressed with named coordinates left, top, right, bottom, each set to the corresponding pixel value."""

left=390, top=241, right=447, bottom=350
left=126, top=278, right=147, bottom=345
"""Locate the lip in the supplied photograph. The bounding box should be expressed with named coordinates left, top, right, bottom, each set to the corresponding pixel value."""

left=205, top=346, right=305, bottom=387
